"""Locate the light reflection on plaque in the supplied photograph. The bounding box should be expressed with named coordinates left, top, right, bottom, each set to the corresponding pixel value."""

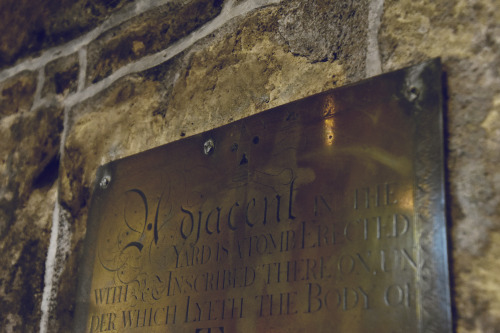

left=74, top=59, right=452, bottom=333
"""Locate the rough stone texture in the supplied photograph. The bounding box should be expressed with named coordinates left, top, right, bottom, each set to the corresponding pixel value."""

left=0, top=0, right=133, bottom=68
left=42, top=53, right=80, bottom=97
left=0, top=70, right=37, bottom=118
left=0, top=105, right=64, bottom=236
left=379, top=0, right=500, bottom=331
left=0, top=185, right=56, bottom=332
left=0, top=104, right=63, bottom=330
left=86, top=0, right=224, bottom=85
left=278, top=0, right=368, bottom=65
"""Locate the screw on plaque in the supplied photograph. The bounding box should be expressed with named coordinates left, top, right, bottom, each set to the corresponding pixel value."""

left=408, top=86, right=419, bottom=102
left=100, top=175, right=111, bottom=189
left=204, top=139, right=215, bottom=155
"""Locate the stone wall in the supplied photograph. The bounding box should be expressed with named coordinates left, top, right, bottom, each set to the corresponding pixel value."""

left=0, top=0, right=498, bottom=331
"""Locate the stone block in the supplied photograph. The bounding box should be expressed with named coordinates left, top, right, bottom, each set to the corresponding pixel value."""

left=278, top=0, right=368, bottom=68
left=0, top=105, right=64, bottom=237
left=86, top=0, right=224, bottom=85
left=0, top=70, right=37, bottom=118
left=42, top=53, right=79, bottom=97
left=0, top=0, right=133, bottom=68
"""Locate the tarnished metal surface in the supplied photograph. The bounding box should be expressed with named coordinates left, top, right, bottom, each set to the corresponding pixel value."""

left=74, top=59, right=451, bottom=332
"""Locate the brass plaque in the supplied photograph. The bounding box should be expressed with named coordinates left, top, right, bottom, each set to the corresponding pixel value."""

left=74, top=59, right=452, bottom=332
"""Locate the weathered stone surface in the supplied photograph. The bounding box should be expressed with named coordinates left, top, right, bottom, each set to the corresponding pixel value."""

left=0, top=70, right=37, bottom=118
left=0, top=104, right=63, bottom=332
left=86, top=0, right=224, bottom=85
left=42, top=53, right=79, bottom=97
left=0, top=103, right=62, bottom=331
left=379, top=0, right=500, bottom=331
left=0, top=184, right=56, bottom=332
left=0, top=0, right=133, bottom=69
left=277, top=0, right=368, bottom=74
left=0, top=105, right=64, bottom=237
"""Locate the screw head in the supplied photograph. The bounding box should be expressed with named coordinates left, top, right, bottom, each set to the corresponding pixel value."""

left=204, top=139, right=215, bottom=155
left=408, top=86, right=419, bottom=102
left=100, top=175, right=111, bottom=189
